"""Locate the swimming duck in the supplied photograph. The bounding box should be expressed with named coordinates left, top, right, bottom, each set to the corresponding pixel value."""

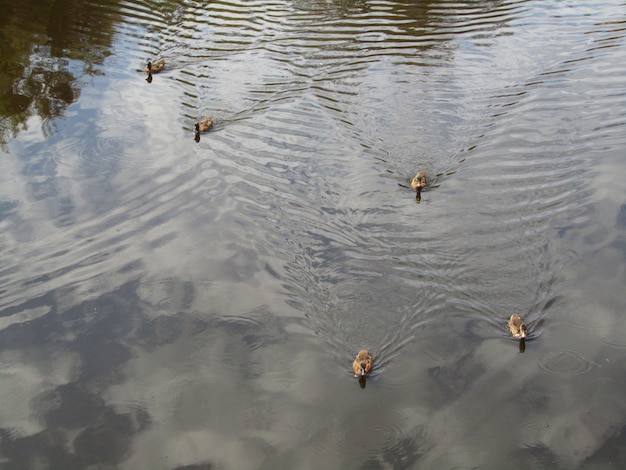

left=411, top=171, right=427, bottom=192
left=195, top=118, right=214, bottom=134
left=352, top=349, right=373, bottom=377
left=144, top=59, right=165, bottom=74
left=508, top=314, right=528, bottom=339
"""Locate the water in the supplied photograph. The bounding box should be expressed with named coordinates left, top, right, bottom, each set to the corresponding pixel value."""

left=1, top=0, right=625, bottom=468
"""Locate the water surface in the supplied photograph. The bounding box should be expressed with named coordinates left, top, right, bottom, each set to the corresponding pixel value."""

left=1, top=0, right=625, bottom=468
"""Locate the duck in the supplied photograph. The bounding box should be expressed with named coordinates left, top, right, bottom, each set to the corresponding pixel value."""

left=195, top=118, right=214, bottom=134
left=411, top=171, right=427, bottom=192
left=144, top=59, right=165, bottom=74
left=352, top=349, right=373, bottom=377
left=508, top=313, right=528, bottom=339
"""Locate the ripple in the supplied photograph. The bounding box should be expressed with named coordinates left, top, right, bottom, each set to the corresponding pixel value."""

left=423, top=439, right=495, bottom=470
left=217, top=315, right=267, bottom=353
left=516, top=443, right=560, bottom=470
left=535, top=349, right=594, bottom=376
left=0, top=306, right=51, bottom=332
left=600, top=321, right=626, bottom=349
left=337, top=419, right=407, bottom=458
left=0, top=0, right=625, bottom=468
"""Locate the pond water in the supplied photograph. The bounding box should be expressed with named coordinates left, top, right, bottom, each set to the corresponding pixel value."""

left=1, top=0, right=625, bottom=468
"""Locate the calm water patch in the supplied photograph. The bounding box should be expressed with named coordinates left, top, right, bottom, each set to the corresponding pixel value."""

left=1, top=0, right=625, bottom=468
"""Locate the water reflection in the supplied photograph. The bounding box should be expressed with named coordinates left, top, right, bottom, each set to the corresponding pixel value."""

left=1, top=0, right=626, bottom=468
left=358, top=376, right=367, bottom=389
left=0, top=0, right=119, bottom=146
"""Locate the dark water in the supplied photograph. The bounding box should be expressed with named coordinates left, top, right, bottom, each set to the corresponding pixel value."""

left=1, top=0, right=625, bottom=468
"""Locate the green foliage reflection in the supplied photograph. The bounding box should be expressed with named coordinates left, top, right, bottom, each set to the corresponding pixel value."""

left=0, top=0, right=119, bottom=146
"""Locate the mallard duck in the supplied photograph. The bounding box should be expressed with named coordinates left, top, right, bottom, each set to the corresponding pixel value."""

left=195, top=118, right=213, bottom=134
left=508, top=313, right=528, bottom=339
left=144, top=59, right=165, bottom=74
left=352, top=349, right=373, bottom=377
left=411, top=171, right=427, bottom=192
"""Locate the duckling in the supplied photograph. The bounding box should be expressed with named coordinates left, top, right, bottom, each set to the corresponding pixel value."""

left=195, top=118, right=214, bottom=134
left=411, top=171, right=427, bottom=192
left=508, top=313, right=528, bottom=339
left=352, top=349, right=373, bottom=377
left=144, top=59, right=165, bottom=74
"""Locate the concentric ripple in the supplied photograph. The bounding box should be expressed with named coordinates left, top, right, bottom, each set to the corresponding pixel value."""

left=1, top=0, right=625, bottom=468
left=535, top=349, right=595, bottom=376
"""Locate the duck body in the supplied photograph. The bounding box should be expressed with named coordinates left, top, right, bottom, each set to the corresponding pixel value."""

left=144, top=58, right=165, bottom=73
left=195, top=118, right=214, bottom=134
left=352, top=349, right=373, bottom=377
left=508, top=313, right=528, bottom=339
left=411, top=171, right=427, bottom=191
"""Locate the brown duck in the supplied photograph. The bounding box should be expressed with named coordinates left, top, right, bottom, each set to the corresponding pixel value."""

left=508, top=314, right=528, bottom=339
left=352, top=350, right=373, bottom=377
left=195, top=118, right=214, bottom=134
left=144, top=59, right=165, bottom=74
left=411, top=171, right=427, bottom=192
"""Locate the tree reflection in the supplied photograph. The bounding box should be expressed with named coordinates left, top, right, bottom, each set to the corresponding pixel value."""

left=0, top=0, right=119, bottom=147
